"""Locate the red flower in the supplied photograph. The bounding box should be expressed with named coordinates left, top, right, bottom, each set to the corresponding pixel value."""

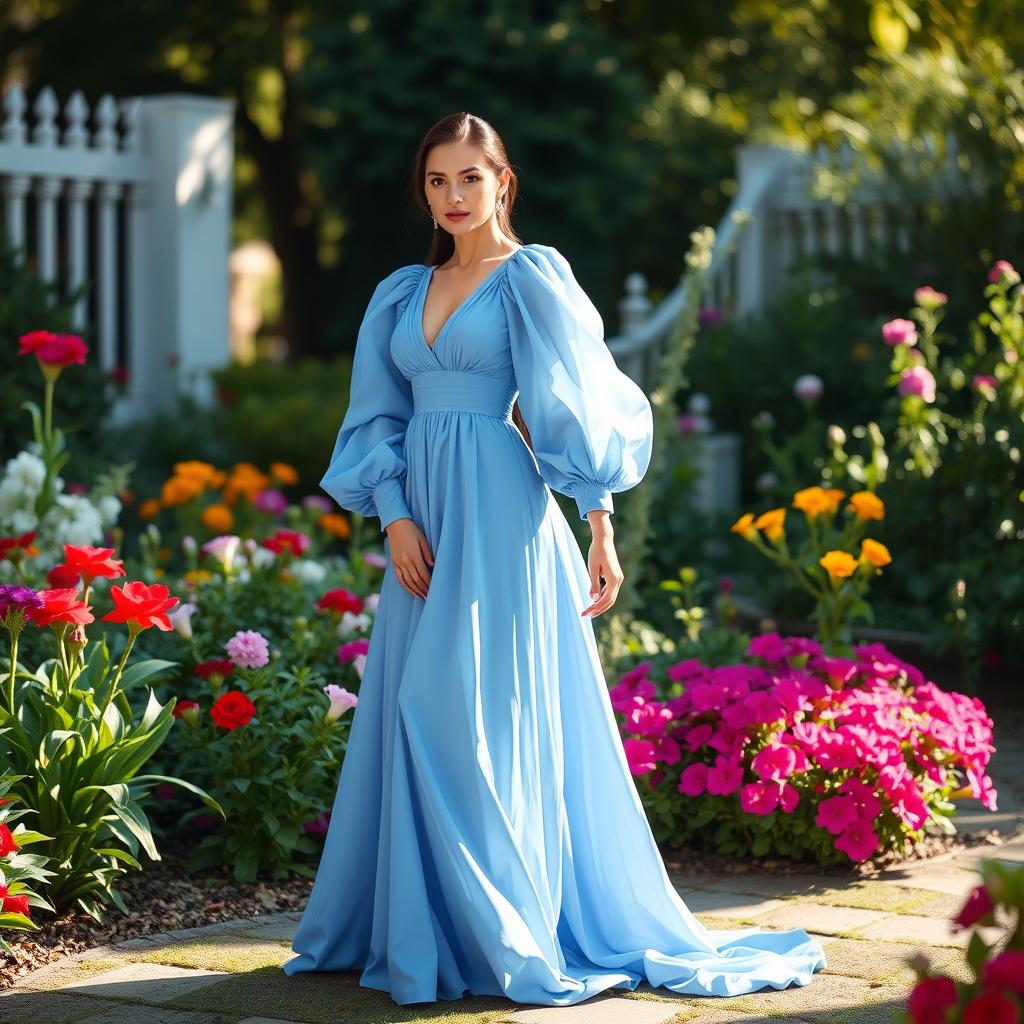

left=194, top=659, right=236, bottom=680
left=261, top=529, right=310, bottom=556
left=25, top=588, right=95, bottom=628
left=0, top=532, right=39, bottom=560
left=210, top=691, right=256, bottom=731
left=907, top=975, right=958, bottom=1024
left=954, top=884, right=995, bottom=929
left=100, top=581, right=180, bottom=631
left=316, top=588, right=364, bottom=615
left=58, top=545, right=127, bottom=587
left=47, top=563, right=82, bottom=588
left=0, top=886, right=30, bottom=917
left=963, top=991, right=1020, bottom=1024
left=18, top=330, right=89, bottom=367
left=0, top=824, right=20, bottom=857
left=171, top=698, right=200, bottom=719
left=983, top=950, right=1024, bottom=996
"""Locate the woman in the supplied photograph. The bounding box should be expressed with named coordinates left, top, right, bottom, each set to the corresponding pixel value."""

left=282, top=112, right=827, bottom=1007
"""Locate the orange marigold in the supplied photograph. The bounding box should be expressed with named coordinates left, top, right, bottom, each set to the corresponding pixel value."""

left=849, top=491, right=885, bottom=520
left=794, top=486, right=846, bottom=517
left=753, top=507, right=786, bottom=541
left=137, top=498, right=162, bottom=521
left=319, top=513, right=351, bottom=539
left=201, top=503, right=235, bottom=532
left=820, top=550, right=860, bottom=578
left=860, top=538, right=892, bottom=567
left=161, top=476, right=204, bottom=506
left=730, top=512, right=758, bottom=540
left=270, top=462, right=299, bottom=485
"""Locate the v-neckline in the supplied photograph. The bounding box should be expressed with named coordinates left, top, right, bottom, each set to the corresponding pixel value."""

left=418, top=246, right=525, bottom=352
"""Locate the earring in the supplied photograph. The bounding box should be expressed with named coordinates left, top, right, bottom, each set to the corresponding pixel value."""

left=432, top=214, right=437, bottom=229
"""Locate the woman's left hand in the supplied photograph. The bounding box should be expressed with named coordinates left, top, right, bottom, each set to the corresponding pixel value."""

left=581, top=515, right=623, bottom=618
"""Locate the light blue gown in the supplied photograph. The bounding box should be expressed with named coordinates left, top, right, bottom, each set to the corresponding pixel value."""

left=282, top=243, right=827, bottom=1005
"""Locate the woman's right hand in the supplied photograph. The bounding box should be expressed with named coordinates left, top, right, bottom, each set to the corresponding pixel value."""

left=385, top=518, right=434, bottom=598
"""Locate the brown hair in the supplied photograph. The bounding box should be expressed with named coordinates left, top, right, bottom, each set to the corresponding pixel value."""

left=408, top=111, right=533, bottom=450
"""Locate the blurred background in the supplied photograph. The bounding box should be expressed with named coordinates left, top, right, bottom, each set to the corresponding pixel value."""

left=1, top=0, right=1022, bottom=686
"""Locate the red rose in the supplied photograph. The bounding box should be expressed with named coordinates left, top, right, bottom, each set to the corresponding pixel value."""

left=210, top=690, right=256, bottom=731
left=171, top=698, right=200, bottom=719
left=907, top=975, right=958, bottom=1024
left=0, top=823, right=20, bottom=857
left=100, top=581, right=179, bottom=631
left=316, top=588, right=364, bottom=615
left=25, top=587, right=95, bottom=628
left=194, top=659, right=236, bottom=680
left=261, top=529, right=310, bottom=556
left=954, top=884, right=995, bottom=929
left=963, top=991, right=1020, bottom=1024
left=59, top=545, right=127, bottom=586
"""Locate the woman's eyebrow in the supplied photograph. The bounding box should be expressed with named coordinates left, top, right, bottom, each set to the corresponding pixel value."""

left=425, top=166, right=481, bottom=176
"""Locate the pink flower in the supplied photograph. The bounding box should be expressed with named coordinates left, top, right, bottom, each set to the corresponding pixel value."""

left=778, top=782, right=799, bottom=812
left=336, top=639, right=369, bottom=665
left=362, top=551, right=387, bottom=569
left=907, top=974, right=958, bottom=1024
left=966, top=767, right=998, bottom=811
left=954, top=884, right=994, bottom=930
left=752, top=743, right=799, bottom=781
left=254, top=488, right=288, bottom=516
left=815, top=794, right=859, bottom=835
left=624, top=738, right=657, bottom=775
left=988, top=260, right=1020, bottom=285
left=676, top=414, right=703, bottom=435
left=913, top=286, right=948, bottom=309
left=323, top=684, right=358, bottom=719
left=972, top=374, right=998, bottom=395
left=793, top=374, right=823, bottom=402
left=224, top=629, right=270, bottom=669
left=882, top=318, right=919, bottom=346
left=834, top=819, right=880, bottom=861
left=682, top=722, right=714, bottom=751
left=698, top=306, right=723, bottom=328
left=962, top=991, right=1020, bottom=1024
left=678, top=762, right=708, bottom=797
left=740, top=781, right=780, bottom=815
left=706, top=755, right=744, bottom=795
left=981, top=949, right=1024, bottom=996
left=898, top=366, right=937, bottom=403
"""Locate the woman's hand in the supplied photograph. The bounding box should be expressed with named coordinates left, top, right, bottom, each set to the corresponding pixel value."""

left=385, top=518, right=434, bottom=598
left=581, top=512, right=623, bottom=618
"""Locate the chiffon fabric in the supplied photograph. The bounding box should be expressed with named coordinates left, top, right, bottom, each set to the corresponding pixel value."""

left=282, top=242, right=827, bottom=1006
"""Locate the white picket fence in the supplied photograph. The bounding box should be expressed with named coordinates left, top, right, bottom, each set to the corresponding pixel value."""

left=0, top=83, right=234, bottom=424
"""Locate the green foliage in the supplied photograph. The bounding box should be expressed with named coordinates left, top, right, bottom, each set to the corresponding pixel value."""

left=0, top=769, right=55, bottom=952
left=0, top=634, right=222, bottom=921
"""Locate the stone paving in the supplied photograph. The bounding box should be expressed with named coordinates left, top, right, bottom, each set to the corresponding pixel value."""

left=4, top=723, right=1022, bottom=1024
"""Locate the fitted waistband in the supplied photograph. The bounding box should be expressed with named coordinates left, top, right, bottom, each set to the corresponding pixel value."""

left=411, top=371, right=518, bottom=419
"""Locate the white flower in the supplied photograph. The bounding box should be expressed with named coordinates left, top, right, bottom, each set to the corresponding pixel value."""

left=337, top=611, right=371, bottom=636
left=96, top=494, right=122, bottom=527
left=248, top=545, right=277, bottom=569
left=363, top=592, right=380, bottom=614
left=169, top=602, right=198, bottom=640
left=793, top=374, right=824, bottom=402
left=290, top=558, right=327, bottom=585
left=41, top=493, right=104, bottom=548
left=352, top=654, right=367, bottom=678
left=4, top=450, right=47, bottom=495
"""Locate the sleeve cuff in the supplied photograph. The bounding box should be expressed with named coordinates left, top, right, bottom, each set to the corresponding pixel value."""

left=373, top=478, right=412, bottom=533
left=571, top=481, right=614, bottom=521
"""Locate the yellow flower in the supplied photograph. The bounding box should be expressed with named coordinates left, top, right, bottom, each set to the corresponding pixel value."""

left=182, top=569, right=213, bottom=585
left=730, top=512, right=758, bottom=540
left=793, top=486, right=846, bottom=517
left=270, top=462, right=299, bottom=485
left=137, top=498, right=162, bottom=521
left=860, top=538, right=892, bottom=567
left=753, top=507, right=786, bottom=541
left=201, top=503, right=235, bottom=532
left=820, top=550, right=860, bottom=578
left=319, top=512, right=351, bottom=539
left=162, top=475, right=205, bottom=506
left=849, top=491, right=885, bottom=520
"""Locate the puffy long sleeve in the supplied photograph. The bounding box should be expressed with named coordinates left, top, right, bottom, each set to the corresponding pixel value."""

left=320, top=265, right=421, bottom=533
left=501, top=244, right=654, bottom=521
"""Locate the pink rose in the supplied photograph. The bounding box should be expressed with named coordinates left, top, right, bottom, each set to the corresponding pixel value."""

left=898, top=366, right=937, bottom=403
left=988, top=260, right=1019, bottom=285
left=913, top=286, right=948, bottom=310
left=882, top=318, right=919, bottom=346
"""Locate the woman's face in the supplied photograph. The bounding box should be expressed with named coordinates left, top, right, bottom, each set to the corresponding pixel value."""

left=424, top=140, right=507, bottom=235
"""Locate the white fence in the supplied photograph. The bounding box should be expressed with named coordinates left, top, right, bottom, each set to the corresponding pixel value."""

left=0, top=84, right=234, bottom=424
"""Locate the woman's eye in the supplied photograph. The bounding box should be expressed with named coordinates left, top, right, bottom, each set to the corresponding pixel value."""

left=428, top=175, right=480, bottom=186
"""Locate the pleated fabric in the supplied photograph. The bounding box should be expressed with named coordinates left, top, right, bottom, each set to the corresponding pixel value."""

left=282, top=243, right=827, bottom=1006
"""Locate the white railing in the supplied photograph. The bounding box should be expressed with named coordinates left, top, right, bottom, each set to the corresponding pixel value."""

left=607, top=141, right=922, bottom=388
left=0, top=83, right=235, bottom=424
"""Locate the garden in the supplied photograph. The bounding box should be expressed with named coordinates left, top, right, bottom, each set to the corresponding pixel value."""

left=2, top=2, right=1024, bottom=1023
